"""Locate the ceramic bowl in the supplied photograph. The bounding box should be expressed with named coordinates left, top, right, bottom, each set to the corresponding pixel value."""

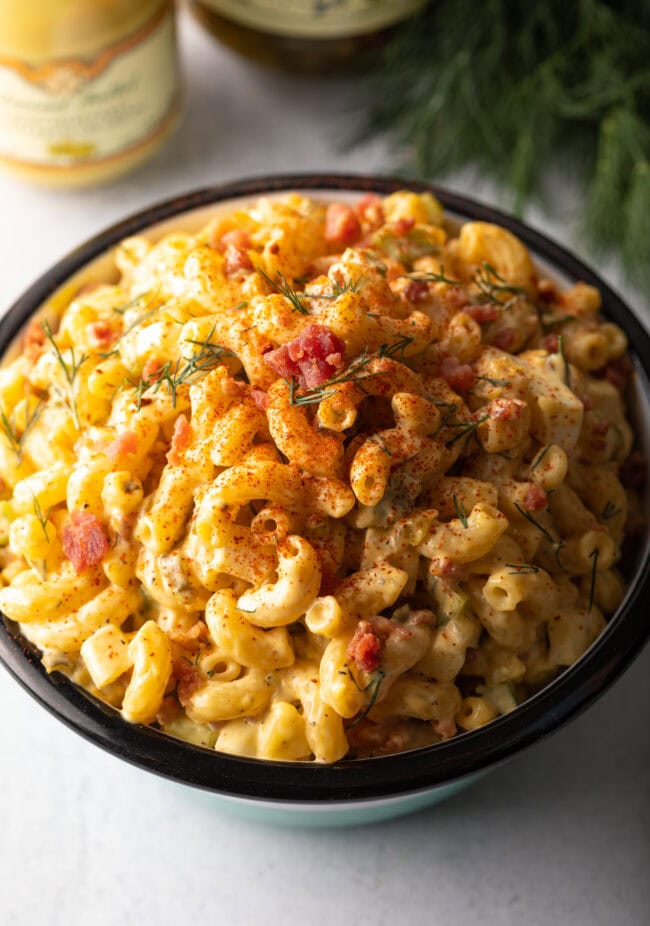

left=1, top=174, right=649, bottom=826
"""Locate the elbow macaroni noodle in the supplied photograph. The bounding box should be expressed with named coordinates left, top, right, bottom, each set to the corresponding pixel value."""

left=0, top=190, right=641, bottom=761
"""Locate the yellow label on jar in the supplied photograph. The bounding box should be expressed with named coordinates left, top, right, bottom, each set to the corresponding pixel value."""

left=0, top=6, right=179, bottom=169
left=199, top=0, right=427, bottom=38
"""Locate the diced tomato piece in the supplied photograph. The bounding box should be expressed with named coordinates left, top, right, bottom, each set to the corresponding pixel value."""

left=224, top=245, right=253, bottom=275
left=392, top=217, right=415, bottom=235
left=347, top=623, right=382, bottom=673
left=89, top=321, right=116, bottom=348
left=464, top=303, right=500, bottom=324
left=106, top=430, right=138, bottom=460
left=492, top=328, right=515, bottom=351
left=435, top=717, right=457, bottom=739
left=537, top=279, right=560, bottom=304
left=142, top=358, right=164, bottom=383
left=355, top=193, right=384, bottom=230
left=62, top=511, right=108, bottom=574
left=324, top=203, right=361, bottom=247
left=598, top=355, right=633, bottom=392
left=440, top=355, right=476, bottom=393
left=429, top=556, right=465, bottom=583
left=166, top=414, right=191, bottom=466
left=404, top=280, right=430, bottom=303
left=443, top=286, right=471, bottom=310
left=175, top=662, right=202, bottom=705
left=251, top=388, right=269, bottom=411
left=523, top=483, right=547, bottom=511
left=221, top=229, right=251, bottom=251
left=542, top=333, right=559, bottom=353
left=264, top=324, right=346, bottom=388
left=23, top=318, right=47, bottom=363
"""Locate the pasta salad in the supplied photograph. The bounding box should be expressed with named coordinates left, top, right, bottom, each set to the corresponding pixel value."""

left=0, top=190, right=640, bottom=761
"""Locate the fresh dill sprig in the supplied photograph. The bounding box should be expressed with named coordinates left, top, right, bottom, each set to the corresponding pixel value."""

left=530, top=445, right=551, bottom=472
left=131, top=326, right=237, bottom=409
left=357, top=0, right=650, bottom=288
left=183, top=326, right=236, bottom=369
left=514, top=501, right=555, bottom=543
left=42, top=322, right=86, bottom=428
left=588, top=548, right=600, bottom=611
left=472, top=262, right=525, bottom=306
left=505, top=563, right=539, bottom=574
left=345, top=668, right=385, bottom=730
left=257, top=267, right=310, bottom=315
left=120, top=305, right=159, bottom=339
left=379, top=334, right=415, bottom=360
left=452, top=494, right=468, bottom=529
left=307, top=276, right=367, bottom=300
left=32, top=495, right=52, bottom=543
left=453, top=494, right=468, bottom=528
left=475, top=374, right=511, bottom=387
left=112, top=293, right=149, bottom=316
left=401, top=266, right=461, bottom=286
left=370, top=433, right=393, bottom=456
left=602, top=500, right=621, bottom=520
left=445, top=413, right=489, bottom=448
left=0, top=400, right=42, bottom=463
left=541, top=314, right=577, bottom=329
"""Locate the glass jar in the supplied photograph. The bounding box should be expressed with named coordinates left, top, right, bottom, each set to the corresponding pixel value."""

left=0, top=0, right=182, bottom=187
left=190, top=0, right=427, bottom=73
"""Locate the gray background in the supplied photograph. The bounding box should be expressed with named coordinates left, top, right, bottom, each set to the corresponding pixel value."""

left=1, top=10, right=648, bottom=925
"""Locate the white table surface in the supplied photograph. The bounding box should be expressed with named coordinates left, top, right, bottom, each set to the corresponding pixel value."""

left=1, top=10, right=648, bottom=926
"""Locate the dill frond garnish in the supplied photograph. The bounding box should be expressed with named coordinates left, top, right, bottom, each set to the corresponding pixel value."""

left=130, top=325, right=237, bottom=409
left=0, top=400, right=42, bottom=463
left=505, top=563, right=539, bottom=574
left=32, top=495, right=52, bottom=542
left=345, top=668, right=385, bottom=729
left=472, top=262, right=525, bottom=306
left=357, top=1, right=650, bottom=288
left=308, top=276, right=366, bottom=300
left=445, top=414, right=489, bottom=448
left=112, top=293, right=149, bottom=316
left=370, top=433, right=392, bottom=456
left=514, top=501, right=555, bottom=543
left=453, top=494, right=468, bottom=528
left=401, top=266, right=462, bottom=286
left=530, top=445, right=551, bottom=472
left=541, top=314, right=577, bottom=329
left=257, top=267, right=310, bottom=315
left=601, top=501, right=621, bottom=520
left=42, top=321, right=86, bottom=428
left=475, top=374, right=511, bottom=387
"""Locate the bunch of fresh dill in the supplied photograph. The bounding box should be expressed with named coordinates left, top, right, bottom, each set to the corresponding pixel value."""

left=357, top=0, right=650, bottom=288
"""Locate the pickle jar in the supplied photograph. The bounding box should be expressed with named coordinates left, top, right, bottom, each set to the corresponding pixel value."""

left=190, top=0, right=428, bottom=73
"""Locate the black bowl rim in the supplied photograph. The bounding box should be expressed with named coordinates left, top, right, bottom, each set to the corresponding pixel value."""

left=1, top=172, right=649, bottom=804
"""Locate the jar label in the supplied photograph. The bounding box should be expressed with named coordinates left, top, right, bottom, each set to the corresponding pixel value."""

left=0, top=6, right=179, bottom=169
left=198, top=0, right=427, bottom=38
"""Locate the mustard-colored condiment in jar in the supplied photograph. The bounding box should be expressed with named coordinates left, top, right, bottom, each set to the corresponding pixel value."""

left=0, top=0, right=181, bottom=187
